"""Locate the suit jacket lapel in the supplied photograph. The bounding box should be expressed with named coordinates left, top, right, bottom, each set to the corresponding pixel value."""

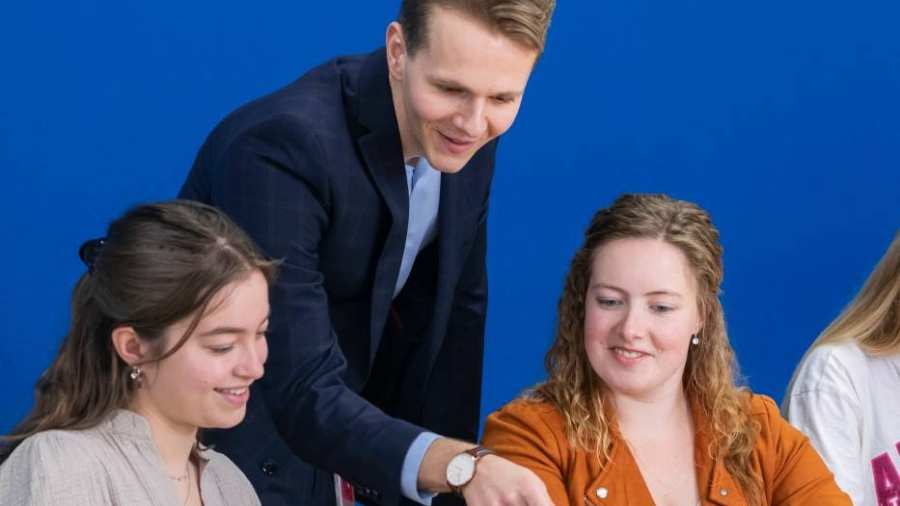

left=351, top=49, right=410, bottom=364
left=358, top=132, right=407, bottom=365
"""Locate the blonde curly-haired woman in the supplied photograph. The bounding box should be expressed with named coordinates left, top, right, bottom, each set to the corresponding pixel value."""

left=482, top=194, right=849, bottom=506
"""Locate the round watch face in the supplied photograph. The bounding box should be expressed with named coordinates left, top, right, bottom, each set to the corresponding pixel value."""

left=446, top=453, right=476, bottom=487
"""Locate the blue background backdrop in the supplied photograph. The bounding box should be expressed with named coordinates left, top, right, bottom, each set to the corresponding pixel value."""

left=1, top=1, right=898, bottom=433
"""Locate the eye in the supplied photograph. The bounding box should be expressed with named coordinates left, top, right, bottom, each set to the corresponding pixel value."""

left=595, top=297, right=622, bottom=308
left=650, top=304, right=675, bottom=314
left=256, top=330, right=268, bottom=340
left=208, top=345, right=234, bottom=354
left=438, top=84, right=463, bottom=95
left=491, top=96, right=515, bottom=105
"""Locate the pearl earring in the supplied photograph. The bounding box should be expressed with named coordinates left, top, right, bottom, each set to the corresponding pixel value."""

left=691, top=334, right=700, bottom=346
left=129, top=366, right=143, bottom=383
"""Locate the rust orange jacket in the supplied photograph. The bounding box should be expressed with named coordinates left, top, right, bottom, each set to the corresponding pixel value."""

left=482, top=395, right=850, bottom=506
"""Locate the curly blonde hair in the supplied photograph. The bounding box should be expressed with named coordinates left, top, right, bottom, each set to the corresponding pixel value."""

left=533, top=193, right=763, bottom=505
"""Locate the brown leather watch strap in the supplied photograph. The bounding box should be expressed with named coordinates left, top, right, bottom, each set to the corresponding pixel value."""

left=465, top=446, right=496, bottom=459
left=449, top=446, right=496, bottom=496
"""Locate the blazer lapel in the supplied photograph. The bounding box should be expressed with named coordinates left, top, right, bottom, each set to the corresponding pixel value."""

left=351, top=49, right=409, bottom=364
left=358, top=131, right=408, bottom=365
left=693, top=401, right=749, bottom=506
left=584, top=440, right=657, bottom=505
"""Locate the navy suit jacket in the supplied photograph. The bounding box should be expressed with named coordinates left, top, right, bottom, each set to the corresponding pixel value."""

left=179, top=49, right=496, bottom=506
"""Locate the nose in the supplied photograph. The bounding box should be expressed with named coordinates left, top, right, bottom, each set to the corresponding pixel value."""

left=452, top=97, right=487, bottom=138
left=235, top=341, right=266, bottom=380
left=617, top=305, right=647, bottom=342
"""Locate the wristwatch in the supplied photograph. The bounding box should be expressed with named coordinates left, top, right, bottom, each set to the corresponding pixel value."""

left=445, top=446, right=496, bottom=495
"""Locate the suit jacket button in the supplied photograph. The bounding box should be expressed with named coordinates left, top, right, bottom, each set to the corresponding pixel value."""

left=595, top=487, right=608, bottom=499
left=260, top=459, right=279, bottom=477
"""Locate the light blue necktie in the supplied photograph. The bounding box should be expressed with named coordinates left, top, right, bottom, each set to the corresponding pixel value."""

left=394, top=157, right=441, bottom=298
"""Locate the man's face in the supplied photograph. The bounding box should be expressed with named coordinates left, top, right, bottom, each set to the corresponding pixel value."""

left=387, top=7, right=538, bottom=172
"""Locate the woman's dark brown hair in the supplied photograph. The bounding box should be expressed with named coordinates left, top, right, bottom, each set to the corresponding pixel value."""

left=1, top=200, right=276, bottom=463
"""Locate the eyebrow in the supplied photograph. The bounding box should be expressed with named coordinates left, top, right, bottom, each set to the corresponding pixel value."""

left=197, top=327, right=246, bottom=338
left=589, top=283, right=683, bottom=298
left=429, top=77, right=523, bottom=100
left=196, top=316, right=270, bottom=338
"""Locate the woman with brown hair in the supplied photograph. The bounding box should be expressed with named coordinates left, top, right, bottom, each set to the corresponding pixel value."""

left=784, top=231, right=900, bottom=505
left=0, top=200, right=277, bottom=505
left=481, top=194, right=849, bottom=505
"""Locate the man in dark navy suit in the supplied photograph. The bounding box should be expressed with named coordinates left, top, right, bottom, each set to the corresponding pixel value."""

left=180, top=1, right=556, bottom=505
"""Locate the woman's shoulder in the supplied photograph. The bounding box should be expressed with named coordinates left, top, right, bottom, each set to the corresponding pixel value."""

left=747, top=392, right=818, bottom=449
left=482, top=396, right=572, bottom=459
left=482, top=396, right=574, bottom=475
left=747, top=392, right=783, bottom=420
left=801, top=341, right=866, bottom=368
left=5, top=427, right=101, bottom=467
left=793, top=341, right=867, bottom=380
left=0, top=428, right=108, bottom=501
left=787, top=341, right=868, bottom=398
left=487, top=397, right=567, bottom=433
left=744, top=394, right=854, bottom=503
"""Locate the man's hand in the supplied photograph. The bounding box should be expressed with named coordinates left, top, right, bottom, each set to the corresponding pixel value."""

left=461, top=454, right=553, bottom=506
left=417, top=438, right=553, bottom=506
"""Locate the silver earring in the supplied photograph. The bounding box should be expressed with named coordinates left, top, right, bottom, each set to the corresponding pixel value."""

left=129, top=366, right=143, bottom=383
left=691, top=334, right=700, bottom=346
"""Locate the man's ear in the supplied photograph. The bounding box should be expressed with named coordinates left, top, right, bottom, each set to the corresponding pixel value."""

left=385, top=21, right=408, bottom=81
left=110, top=326, right=149, bottom=366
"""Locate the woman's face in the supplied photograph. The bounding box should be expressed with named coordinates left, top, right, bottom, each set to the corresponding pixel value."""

left=583, top=238, right=702, bottom=403
left=135, top=270, right=270, bottom=431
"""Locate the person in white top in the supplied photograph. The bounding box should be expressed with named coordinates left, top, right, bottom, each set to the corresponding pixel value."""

left=784, top=230, right=900, bottom=506
left=0, top=200, right=277, bottom=505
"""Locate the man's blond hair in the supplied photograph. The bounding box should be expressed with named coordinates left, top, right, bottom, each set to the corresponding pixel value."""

left=397, top=0, right=556, bottom=55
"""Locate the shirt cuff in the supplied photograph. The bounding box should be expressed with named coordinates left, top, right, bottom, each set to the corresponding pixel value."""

left=401, top=432, right=441, bottom=505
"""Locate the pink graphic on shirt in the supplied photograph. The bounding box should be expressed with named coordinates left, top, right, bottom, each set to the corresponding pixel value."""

left=871, top=443, right=900, bottom=506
